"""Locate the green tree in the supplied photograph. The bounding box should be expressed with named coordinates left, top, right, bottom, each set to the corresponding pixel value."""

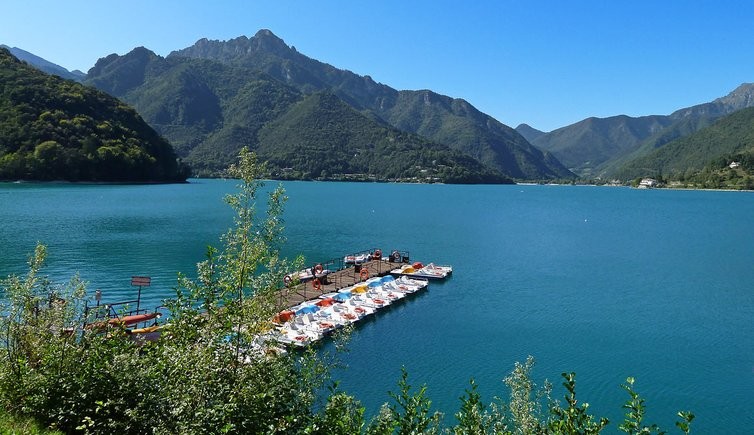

left=547, top=372, right=609, bottom=434
left=453, top=379, right=488, bottom=434
left=0, top=148, right=323, bottom=434
left=363, top=367, right=441, bottom=435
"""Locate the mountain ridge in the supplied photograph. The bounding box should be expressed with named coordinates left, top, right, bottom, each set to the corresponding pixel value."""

left=515, top=123, right=546, bottom=143
left=523, top=83, right=754, bottom=179
left=613, top=106, right=754, bottom=180
left=10, top=36, right=753, bottom=184
left=0, top=44, right=85, bottom=82
left=85, top=47, right=512, bottom=183
left=167, top=30, right=573, bottom=179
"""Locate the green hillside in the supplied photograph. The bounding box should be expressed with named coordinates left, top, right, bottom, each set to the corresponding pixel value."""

left=255, top=92, right=509, bottom=183
left=598, top=115, right=716, bottom=177
left=168, top=30, right=573, bottom=180
left=528, top=115, right=672, bottom=177
left=614, top=106, right=754, bottom=180
left=86, top=48, right=511, bottom=183
left=378, top=90, right=571, bottom=179
left=0, top=48, right=188, bottom=182
left=526, top=83, right=754, bottom=179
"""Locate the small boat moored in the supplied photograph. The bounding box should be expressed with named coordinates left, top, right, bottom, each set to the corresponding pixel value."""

left=390, top=262, right=452, bottom=280
left=269, top=248, right=450, bottom=348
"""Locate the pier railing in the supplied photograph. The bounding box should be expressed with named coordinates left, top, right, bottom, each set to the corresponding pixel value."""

left=277, top=248, right=411, bottom=309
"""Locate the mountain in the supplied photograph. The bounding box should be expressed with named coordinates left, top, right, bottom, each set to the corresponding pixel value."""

left=669, top=83, right=754, bottom=121
left=167, top=30, right=572, bottom=180
left=0, top=45, right=85, bottom=82
left=254, top=92, right=509, bottom=183
left=530, top=83, right=754, bottom=178
left=515, top=123, right=546, bottom=143
left=531, top=115, right=673, bottom=177
left=0, top=48, right=189, bottom=182
left=612, top=106, right=754, bottom=180
left=85, top=47, right=511, bottom=183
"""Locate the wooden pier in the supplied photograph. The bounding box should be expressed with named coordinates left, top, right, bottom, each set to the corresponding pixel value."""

left=276, top=257, right=407, bottom=309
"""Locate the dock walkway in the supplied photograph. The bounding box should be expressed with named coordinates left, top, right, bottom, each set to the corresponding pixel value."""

left=277, top=258, right=405, bottom=309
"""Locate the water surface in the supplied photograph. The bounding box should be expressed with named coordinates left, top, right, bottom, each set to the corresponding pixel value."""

left=1, top=180, right=752, bottom=432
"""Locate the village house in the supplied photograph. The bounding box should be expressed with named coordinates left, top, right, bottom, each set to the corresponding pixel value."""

left=638, top=178, right=659, bottom=189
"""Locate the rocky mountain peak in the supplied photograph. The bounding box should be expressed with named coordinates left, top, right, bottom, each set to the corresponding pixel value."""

left=87, top=47, right=160, bottom=96
left=90, top=46, right=158, bottom=70
left=714, top=82, right=754, bottom=110
left=170, top=29, right=294, bottom=63
left=250, top=29, right=291, bottom=56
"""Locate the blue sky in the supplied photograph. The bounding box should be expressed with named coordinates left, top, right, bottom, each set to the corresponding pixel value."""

left=2, top=0, right=752, bottom=132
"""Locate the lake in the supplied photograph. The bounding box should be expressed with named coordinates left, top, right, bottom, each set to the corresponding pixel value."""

left=1, top=179, right=753, bottom=432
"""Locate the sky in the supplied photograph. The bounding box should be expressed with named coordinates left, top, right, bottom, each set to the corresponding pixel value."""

left=2, top=0, right=753, bottom=132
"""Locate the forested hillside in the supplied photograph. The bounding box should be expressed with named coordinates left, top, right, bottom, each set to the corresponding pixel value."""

left=523, top=83, right=754, bottom=179
left=86, top=46, right=512, bottom=183
left=525, top=115, right=672, bottom=177
left=614, top=106, right=754, bottom=181
left=161, top=30, right=573, bottom=180
left=0, top=48, right=189, bottom=182
left=255, top=92, right=508, bottom=183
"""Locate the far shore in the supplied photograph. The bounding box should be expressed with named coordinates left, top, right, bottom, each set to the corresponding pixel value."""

left=515, top=181, right=754, bottom=193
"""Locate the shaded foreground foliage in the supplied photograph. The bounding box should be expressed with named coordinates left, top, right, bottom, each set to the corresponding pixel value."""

left=0, top=150, right=692, bottom=433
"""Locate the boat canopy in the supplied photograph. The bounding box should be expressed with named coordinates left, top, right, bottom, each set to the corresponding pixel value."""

left=316, top=298, right=336, bottom=307
left=275, top=310, right=295, bottom=323
left=295, top=304, right=320, bottom=315
left=333, top=292, right=351, bottom=301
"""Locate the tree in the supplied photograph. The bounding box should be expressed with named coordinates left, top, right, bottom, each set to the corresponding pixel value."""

left=0, top=148, right=325, bottom=433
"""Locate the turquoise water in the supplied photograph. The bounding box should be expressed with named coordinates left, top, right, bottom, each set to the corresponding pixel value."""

left=1, top=180, right=753, bottom=432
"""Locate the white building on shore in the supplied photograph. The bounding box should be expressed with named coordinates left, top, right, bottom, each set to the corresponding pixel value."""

left=638, top=178, right=659, bottom=189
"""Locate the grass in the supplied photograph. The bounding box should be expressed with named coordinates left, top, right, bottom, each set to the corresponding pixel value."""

left=0, top=411, right=62, bottom=435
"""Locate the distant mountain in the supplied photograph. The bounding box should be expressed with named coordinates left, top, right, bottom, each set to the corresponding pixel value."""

left=530, top=83, right=754, bottom=178
left=0, top=48, right=188, bottom=182
left=85, top=47, right=511, bottom=183
left=670, top=83, right=754, bottom=120
left=531, top=115, right=673, bottom=177
left=0, top=45, right=85, bottom=82
left=168, top=30, right=572, bottom=180
left=612, top=106, right=754, bottom=180
left=515, top=124, right=546, bottom=143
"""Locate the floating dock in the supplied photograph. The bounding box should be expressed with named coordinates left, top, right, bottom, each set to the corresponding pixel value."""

left=276, top=250, right=409, bottom=309
left=266, top=248, right=452, bottom=350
